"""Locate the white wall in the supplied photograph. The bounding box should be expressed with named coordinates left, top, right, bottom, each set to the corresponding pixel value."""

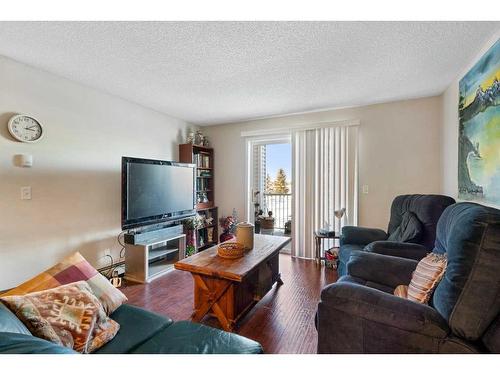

left=0, top=56, right=193, bottom=290
left=441, top=32, right=500, bottom=206
left=204, top=96, right=443, bottom=231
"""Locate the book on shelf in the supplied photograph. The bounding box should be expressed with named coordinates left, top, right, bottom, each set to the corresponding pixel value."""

left=194, top=153, right=210, bottom=169
left=197, top=170, right=212, bottom=177
left=196, top=178, right=209, bottom=191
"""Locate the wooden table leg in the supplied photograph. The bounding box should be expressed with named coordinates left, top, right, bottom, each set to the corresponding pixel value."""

left=191, top=274, right=234, bottom=332
left=315, top=236, right=321, bottom=264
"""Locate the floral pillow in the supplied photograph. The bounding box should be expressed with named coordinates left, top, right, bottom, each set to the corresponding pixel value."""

left=0, top=281, right=119, bottom=353
left=0, top=252, right=127, bottom=315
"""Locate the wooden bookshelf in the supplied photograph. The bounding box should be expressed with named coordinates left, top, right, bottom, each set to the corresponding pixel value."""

left=179, top=143, right=215, bottom=209
left=179, top=143, right=218, bottom=251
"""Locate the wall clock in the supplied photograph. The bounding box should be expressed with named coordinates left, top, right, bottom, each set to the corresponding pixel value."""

left=7, top=114, right=44, bottom=143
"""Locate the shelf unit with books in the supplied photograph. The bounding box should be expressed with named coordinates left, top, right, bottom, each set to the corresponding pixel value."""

left=179, top=143, right=219, bottom=251
left=179, top=144, right=215, bottom=209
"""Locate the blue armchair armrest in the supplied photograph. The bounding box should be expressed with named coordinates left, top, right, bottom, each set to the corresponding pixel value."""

left=317, top=282, right=450, bottom=353
left=347, top=251, right=418, bottom=288
left=364, top=241, right=429, bottom=261
left=340, top=226, right=388, bottom=246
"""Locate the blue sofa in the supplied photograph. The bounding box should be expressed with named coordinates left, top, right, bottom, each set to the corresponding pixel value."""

left=0, top=303, right=263, bottom=354
left=317, top=202, right=500, bottom=353
left=338, top=194, right=455, bottom=276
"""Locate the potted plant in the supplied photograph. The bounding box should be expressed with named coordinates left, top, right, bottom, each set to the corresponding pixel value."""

left=260, top=211, right=275, bottom=232
left=219, top=215, right=237, bottom=242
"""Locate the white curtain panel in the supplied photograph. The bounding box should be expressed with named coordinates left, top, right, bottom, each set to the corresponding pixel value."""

left=291, top=125, right=358, bottom=259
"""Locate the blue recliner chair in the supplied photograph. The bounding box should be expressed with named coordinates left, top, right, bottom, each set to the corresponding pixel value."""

left=338, top=194, right=455, bottom=276
left=317, top=202, right=500, bottom=353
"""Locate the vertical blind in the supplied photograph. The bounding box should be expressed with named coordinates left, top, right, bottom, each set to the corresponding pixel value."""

left=292, top=125, right=358, bottom=259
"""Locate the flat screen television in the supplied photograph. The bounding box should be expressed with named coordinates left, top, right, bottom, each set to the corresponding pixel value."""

left=121, top=157, right=196, bottom=230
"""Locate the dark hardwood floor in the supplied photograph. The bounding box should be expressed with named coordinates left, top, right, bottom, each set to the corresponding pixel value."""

left=120, top=254, right=337, bottom=354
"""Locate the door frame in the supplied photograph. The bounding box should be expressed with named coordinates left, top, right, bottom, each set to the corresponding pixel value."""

left=244, top=133, right=292, bottom=224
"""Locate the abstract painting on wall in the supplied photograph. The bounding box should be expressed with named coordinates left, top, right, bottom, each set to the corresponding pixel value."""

left=458, top=39, right=500, bottom=204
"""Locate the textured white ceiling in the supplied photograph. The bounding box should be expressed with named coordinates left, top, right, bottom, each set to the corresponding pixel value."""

left=0, top=22, right=498, bottom=125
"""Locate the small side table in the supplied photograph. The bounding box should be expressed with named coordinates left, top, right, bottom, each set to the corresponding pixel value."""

left=314, top=230, right=340, bottom=264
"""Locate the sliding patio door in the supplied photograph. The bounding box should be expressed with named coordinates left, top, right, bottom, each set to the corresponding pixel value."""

left=292, top=125, right=358, bottom=259
left=245, top=135, right=292, bottom=236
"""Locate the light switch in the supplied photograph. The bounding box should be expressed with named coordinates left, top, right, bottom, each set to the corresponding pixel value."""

left=362, top=185, right=369, bottom=194
left=13, top=154, right=33, bottom=168
left=21, top=186, right=32, bottom=200
left=20, top=154, right=33, bottom=168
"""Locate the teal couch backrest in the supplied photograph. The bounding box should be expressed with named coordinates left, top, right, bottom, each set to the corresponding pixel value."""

left=432, top=202, right=500, bottom=341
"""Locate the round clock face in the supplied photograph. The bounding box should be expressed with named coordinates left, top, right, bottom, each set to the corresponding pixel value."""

left=8, top=115, right=44, bottom=143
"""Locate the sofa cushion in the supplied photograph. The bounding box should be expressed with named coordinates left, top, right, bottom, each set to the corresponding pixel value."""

left=94, top=304, right=173, bottom=354
left=482, top=314, right=500, bottom=353
left=320, top=282, right=450, bottom=340
left=0, top=302, right=32, bottom=336
left=387, top=211, right=423, bottom=243
left=432, top=203, right=500, bottom=341
left=1, top=252, right=127, bottom=315
left=338, top=275, right=394, bottom=294
left=0, top=281, right=119, bottom=353
left=130, top=321, right=263, bottom=354
left=0, top=332, right=76, bottom=354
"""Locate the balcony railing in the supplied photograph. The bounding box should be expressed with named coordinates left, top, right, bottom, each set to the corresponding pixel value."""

left=263, top=193, right=292, bottom=230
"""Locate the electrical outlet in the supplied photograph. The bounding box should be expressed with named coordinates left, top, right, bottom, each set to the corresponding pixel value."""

left=21, top=186, right=32, bottom=200
left=362, top=185, right=369, bottom=194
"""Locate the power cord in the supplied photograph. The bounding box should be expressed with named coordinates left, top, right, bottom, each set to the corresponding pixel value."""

left=99, top=232, right=127, bottom=279
left=118, top=231, right=126, bottom=259
left=104, top=254, right=114, bottom=279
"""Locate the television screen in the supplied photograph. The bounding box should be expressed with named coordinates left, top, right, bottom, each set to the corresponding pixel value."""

left=122, top=157, right=195, bottom=229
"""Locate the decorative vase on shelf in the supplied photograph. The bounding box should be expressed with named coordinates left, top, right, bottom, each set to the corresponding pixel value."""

left=194, top=130, right=204, bottom=145
left=186, top=131, right=195, bottom=145
left=220, top=231, right=236, bottom=243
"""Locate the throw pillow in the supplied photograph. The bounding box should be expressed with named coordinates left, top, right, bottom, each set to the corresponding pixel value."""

left=393, top=285, right=408, bottom=298
left=407, top=253, right=447, bottom=304
left=387, top=211, right=423, bottom=243
left=1, top=252, right=127, bottom=314
left=0, top=281, right=119, bottom=353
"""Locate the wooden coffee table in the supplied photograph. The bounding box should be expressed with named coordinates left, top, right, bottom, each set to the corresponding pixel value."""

left=174, top=234, right=291, bottom=332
